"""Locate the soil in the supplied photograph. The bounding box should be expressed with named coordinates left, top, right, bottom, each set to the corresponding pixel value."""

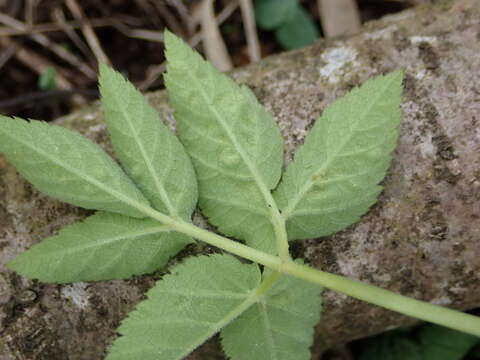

left=0, top=0, right=411, bottom=121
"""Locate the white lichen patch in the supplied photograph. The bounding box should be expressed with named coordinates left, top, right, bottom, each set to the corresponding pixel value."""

left=410, top=35, right=437, bottom=45
left=373, top=273, right=392, bottom=283
left=430, top=296, right=452, bottom=306
left=61, top=282, right=89, bottom=309
left=84, top=113, right=96, bottom=121
left=414, top=69, right=427, bottom=80
left=363, top=24, right=398, bottom=40
left=88, top=123, right=106, bottom=133
left=419, top=134, right=435, bottom=158
left=319, top=47, right=358, bottom=84
left=449, top=286, right=468, bottom=295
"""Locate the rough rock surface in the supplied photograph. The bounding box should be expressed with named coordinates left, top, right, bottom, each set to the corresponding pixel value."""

left=1, top=0, right=479, bottom=358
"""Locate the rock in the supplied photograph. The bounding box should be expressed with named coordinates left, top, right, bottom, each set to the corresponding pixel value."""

left=1, top=0, right=479, bottom=358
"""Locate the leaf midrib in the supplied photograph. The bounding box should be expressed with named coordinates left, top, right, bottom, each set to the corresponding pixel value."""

left=2, top=128, right=149, bottom=214
left=174, top=286, right=262, bottom=360
left=112, top=93, right=177, bottom=216
left=186, top=66, right=281, bottom=215
left=41, top=225, right=170, bottom=257
left=259, top=301, right=279, bottom=360
left=281, top=75, right=397, bottom=219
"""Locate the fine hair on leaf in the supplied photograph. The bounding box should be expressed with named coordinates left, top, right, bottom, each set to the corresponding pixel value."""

left=2, top=29, right=478, bottom=360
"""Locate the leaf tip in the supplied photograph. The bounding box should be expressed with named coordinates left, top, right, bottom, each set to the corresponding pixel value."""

left=98, top=63, right=132, bottom=103
left=98, top=63, right=117, bottom=89
left=6, top=254, right=32, bottom=280
left=6, top=257, right=18, bottom=271
left=163, top=30, right=194, bottom=65
left=98, top=63, right=121, bottom=90
left=390, top=68, right=405, bottom=84
left=163, top=27, right=175, bottom=42
left=98, top=62, right=110, bottom=75
left=381, top=69, right=405, bottom=90
left=163, top=28, right=184, bottom=52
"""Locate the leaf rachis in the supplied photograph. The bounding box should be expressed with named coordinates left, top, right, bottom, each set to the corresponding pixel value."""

left=1, top=30, right=480, bottom=360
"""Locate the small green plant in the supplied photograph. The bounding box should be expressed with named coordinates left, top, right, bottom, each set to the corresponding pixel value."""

left=254, top=0, right=319, bottom=50
left=1, top=31, right=479, bottom=359
left=37, top=66, right=57, bottom=90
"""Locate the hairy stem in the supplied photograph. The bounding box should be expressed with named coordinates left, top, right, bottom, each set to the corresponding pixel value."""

left=140, top=205, right=480, bottom=337
left=175, top=271, right=281, bottom=360
left=282, top=262, right=480, bottom=337
left=270, top=208, right=291, bottom=261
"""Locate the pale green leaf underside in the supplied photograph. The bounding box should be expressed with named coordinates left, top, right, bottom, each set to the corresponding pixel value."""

left=0, top=117, right=149, bottom=218
left=164, top=31, right=283, bottom=254
left=221, top=264, right=322, bottom=360
left=7, top=212, right=190, bottom=283
left=107, top=254, right=261, bottom=360
left=274, top=71, right=403, bottom=240
left=99, top=65, right=198, bottom=220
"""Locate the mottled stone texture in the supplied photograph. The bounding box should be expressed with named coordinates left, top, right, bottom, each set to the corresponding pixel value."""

left=1, top=0, right=479, bottom=358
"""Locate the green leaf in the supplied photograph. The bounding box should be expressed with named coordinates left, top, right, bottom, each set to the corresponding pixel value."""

left=0, top=117, right=149, bottom=218
left=7, top=212, right=190, bottom=283
left=164, top=31, right=284, bottom=254
left=274, top=71, right=403, bottom=240
left=359, top=325, right=479, bottom=360
left=359, top=331, right=422, bottom=360
left=221, top=265, right=322, bottom=360
left=255, top=0, right=298, bottom=30
left=38, top=66, right=57, bottom=90
left=275, top=6, right=319, bottom=50
left=106, top=254, right=261, bottom=360
left=418, top=325, right=479, bottom=360
left=99, top=65, right=198, bottom=220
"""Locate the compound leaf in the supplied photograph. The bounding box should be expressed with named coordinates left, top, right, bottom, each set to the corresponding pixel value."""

left=221, top=264, right=322, bottom=360
left=164, top=31, right=283, bottom=254
left=255, top=0, right=297, bottom=30
left=8, top=212, right=190, bottom=283
left=0, top=117, right=149, bottom=218
left=274, top=72, right=403, bottom=240
left=106, top=254, right=261, bottom=360
left=99, top=65, right=198, bottom=220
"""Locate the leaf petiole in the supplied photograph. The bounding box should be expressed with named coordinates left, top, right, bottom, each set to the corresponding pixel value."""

left=161, top=213, right=480, bottom=337
left=270, top=208, right=291, bottom=261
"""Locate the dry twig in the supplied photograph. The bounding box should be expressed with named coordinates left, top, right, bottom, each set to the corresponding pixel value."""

left=152, top=0, right=185, bottom=37
left=123, top=28, right=164, bottom=42
left=317, top=0, right=361, bottom=37
left=200, top=0, right=233, bottom=72
left=138, top=0, right=239, bottom=90
left=167, top=0, right=195, bottom=35
left=0, top=17, right=119, bottom=36
left=25, top=0, right=37, bottom=28
left=65, top=0, right=111, bottom=65
left=239, top=0, right=261, bottom=62
left=0, top=41, right=18, bottom=71
left=0, top=36, right=74, bottom=90
left=0, top=12, right=97, bottom=79
left=52, top=6, right=94, bottom=63
left=189, top=0, right=239, bottom=46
